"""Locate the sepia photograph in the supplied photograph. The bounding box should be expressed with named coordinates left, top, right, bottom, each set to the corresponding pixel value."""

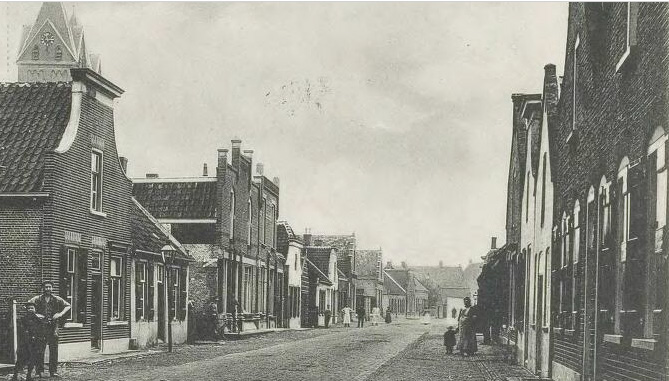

left=0, top=2, right=665, bottom=380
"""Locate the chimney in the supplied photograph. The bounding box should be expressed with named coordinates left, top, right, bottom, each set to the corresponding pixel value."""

left=203, top=163, right=208, bottom=177
left=491, top=236, right=497, bottom=250
left=217, top=149, right=228, bottom=176
left=385, top=261, right=393, bottom=269
left=303, top=228, right=312, bottom=246
left=119, top=157, right=128, bottom=173
left=256, top=163, right=264, bottom=176
left=231, top=139, right=242, bottom=170
left=401, top=261, right=407, bottom=269
left=243, top=149, right=254, bottom=160
left=439, top=260, right=443, bottom=268
left=145, top=173, right=159, bottom=179
left=273, top=177, right=280, bottom=186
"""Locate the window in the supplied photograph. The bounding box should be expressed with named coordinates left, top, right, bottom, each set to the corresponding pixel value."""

left=243, top=266, right=253, bottom=312
left=261, top=198, right=266, bottom=244
left=573, top=201, right=581, bottom=263
left=526, top=173, right=530, bottom=222
left=61, top=247, right=86, bottom=324
left=91, top=251, right=101, bottom=271
left=616, top=2, right=639, bottom=72
left=110, top=257, right=123, bottom=320
left=229, top=190, right=235, bottom=240
left=135, top=262, right=151, bottom=321
left=647, top=129, right=667, bottom=338
left=600, top=179, right=611, bottom=246
left=541, top=153, right=547, bottom=226
left=169, top=268, right=179, bottom=321
left=572, top=34, right=580, bottom=131
left=55, top=45, right=62, bottom=61
left=247, top=198, right=252, bottom=246
left=31, top=45, right=39, bottom=60
left=91, top=151, right=103, bottom=212
left=65, top=248, right=76, bottom=321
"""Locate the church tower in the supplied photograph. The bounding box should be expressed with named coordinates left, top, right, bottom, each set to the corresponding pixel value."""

left=16, top=2, right=101, bottom=82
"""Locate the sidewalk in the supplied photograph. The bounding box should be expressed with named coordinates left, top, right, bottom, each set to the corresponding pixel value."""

left=367, top=324, right=540, bottom=381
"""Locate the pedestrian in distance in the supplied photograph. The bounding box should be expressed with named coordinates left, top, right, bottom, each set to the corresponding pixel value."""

left=324, top=306, right=331, bottom=328
left=385, top=307, right=392, bottom=324
left=29, top=280, right=71, bottom=378
left=356, top=305, right=366, bottom=328
left=342, top=305, right=352, bottom=327
left=206, top=297, right=219, bottom=339
left=371, top=305, right=380, bottom=326
left=443, top=326, right=457, bottom=354
left=12, top=302, right=45, bottom=381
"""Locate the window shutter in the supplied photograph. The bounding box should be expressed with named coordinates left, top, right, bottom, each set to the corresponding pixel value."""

left=77, top=249, right=87, bottom=324
left=148, top=263, right=155, bottom=321
left=135, top=262, right=142, bottom=322
left=180, top=266, right=188, bottom=321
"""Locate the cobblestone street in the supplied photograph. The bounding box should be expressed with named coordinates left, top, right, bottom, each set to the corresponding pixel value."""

left=3, top=319, right=537, bottom=381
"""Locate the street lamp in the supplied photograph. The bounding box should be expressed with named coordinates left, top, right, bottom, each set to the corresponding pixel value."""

left=162, top=244, right=177, bottom=353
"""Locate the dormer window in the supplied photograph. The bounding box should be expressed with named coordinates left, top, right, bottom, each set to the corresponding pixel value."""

left=31, top=45, right=39, bottom=60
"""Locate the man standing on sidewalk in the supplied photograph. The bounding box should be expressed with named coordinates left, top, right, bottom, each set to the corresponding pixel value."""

left=29, top=281, right=71, bottom=378
left=356, top=305, right=366, bottom=328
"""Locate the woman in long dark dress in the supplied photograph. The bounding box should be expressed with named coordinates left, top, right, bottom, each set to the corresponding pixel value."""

left=457, top=297, right=478, bottom=356
left=385, top=307, right=392, bottom=323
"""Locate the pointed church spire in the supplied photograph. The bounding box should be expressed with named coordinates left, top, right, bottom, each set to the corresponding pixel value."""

left=16, top=2, right=100, bottom=82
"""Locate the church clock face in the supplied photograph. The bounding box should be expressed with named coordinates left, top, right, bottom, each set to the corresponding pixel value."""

left=40, top=32, right=54, bottom=46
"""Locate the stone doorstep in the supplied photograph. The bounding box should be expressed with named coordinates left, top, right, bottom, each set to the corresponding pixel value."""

left=222, top=328, right=289, bottom=340
left=505, top=378, right=553, bottom=381
left=62, top=349, right=153, bottom=365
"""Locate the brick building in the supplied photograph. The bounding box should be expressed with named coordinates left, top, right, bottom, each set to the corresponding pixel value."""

left=307, top=233, right=357, bottom=313
left=0, top=65, right=192, bottom=362
left=383, top=262, right=428, bottom=317
left=133, top=141, right=285, bottom=334
left=277, top=221, right=303, bottom=328
left=549, top=3, right=669, bottom=380
left=354, top=249, right=384, bottom=315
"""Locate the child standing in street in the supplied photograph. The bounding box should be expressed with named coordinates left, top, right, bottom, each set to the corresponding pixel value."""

left=443, top=326, right=456, bottom=354
left=13, top=302, right=45, bottom=381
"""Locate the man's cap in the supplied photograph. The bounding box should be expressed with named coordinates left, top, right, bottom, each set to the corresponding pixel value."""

left=24, top=301, right=36, bottom=308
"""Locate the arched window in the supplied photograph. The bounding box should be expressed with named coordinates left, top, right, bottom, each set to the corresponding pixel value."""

left=55, top=45, right=62, bottom=61
left=31, top=45, right=39, bottom=60
left=599, top=176, right=611, bottom=246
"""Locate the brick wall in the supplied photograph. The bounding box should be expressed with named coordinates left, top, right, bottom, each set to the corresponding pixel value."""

left=552, top=3, right=669, bottom=379
left=42, top=84, right=134, bottom=345
left=0, top=201, right=43, bottom=362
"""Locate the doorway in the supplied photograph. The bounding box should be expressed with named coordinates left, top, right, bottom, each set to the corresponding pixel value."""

left=90, top=274, right=102, bottom=349
left=157, top=265, right=165, bottom=341
left=535, top=274, right=544, bottom=374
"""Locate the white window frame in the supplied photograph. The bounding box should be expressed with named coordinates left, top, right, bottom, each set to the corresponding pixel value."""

left=65, top=248, right=76, bottom=321
left=110, top=256, right=123, bottom=321
left=229, top=190, right=235, bottom=240
left=91, top=149, right=104, bottom=213
left=137, top=262, right=147, bottom=320
left=616, top=2, right=639, bottom=72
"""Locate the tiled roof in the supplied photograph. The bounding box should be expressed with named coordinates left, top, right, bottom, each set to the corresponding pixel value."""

left=305, top=258, right=332, bottom=286
left=305, top=246, right=333, bottom=277
left=337, top=255, right=352, bottom=277
left=356, top=249, right=382, bottom=278
left=132, top=180, right=217, bottom=219
left=439, top=287, right=471, bottom=299
left=310, top=234, right=355, bottom=256
left=131, top=198, right=192, bottom=261
left=414, top=277, right=428, bottom=292
left=410, top=266, right=466, bottom=289
left=0, top=82, right=71, bottom=193
left=277, top=221, right=302, bottom=256
left=385, top=269, right=409, bottom=290
left=383, top=270, right=406, bottom=295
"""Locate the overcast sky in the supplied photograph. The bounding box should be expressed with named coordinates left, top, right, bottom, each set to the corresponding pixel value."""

left=1, top=2, right=568, bottom=267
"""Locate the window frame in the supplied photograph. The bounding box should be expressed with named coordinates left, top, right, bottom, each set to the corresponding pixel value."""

left=110, top=256, right=124, bottom=321
left=90, top=149, right=104, bottom=213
